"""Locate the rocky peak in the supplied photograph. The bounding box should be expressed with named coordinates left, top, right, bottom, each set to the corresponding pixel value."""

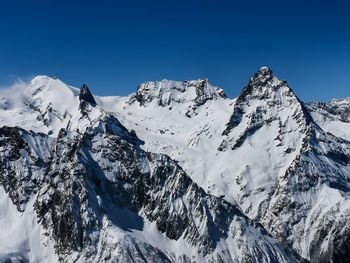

left=236, top=67, right=292, bottom=105
left=135, top=79, right=226, bottom=107
left=220, top=67, right=311, bottom=147
left=250, top=66, right=273, bottom=86
left=79, top=84, right=97, bottom=106
left=189, top=78, right=227, bottom=106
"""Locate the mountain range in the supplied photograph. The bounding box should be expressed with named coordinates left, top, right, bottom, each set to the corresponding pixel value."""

left=0, top=67, right=349, bottom=262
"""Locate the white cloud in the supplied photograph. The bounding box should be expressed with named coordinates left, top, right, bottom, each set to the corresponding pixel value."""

left=0, top=77, right=30, bottom=110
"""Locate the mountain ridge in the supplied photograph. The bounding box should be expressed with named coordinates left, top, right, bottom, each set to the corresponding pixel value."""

left=0, top=67, right=349, bottom=262
left=0, top=97, right=304, bottom=262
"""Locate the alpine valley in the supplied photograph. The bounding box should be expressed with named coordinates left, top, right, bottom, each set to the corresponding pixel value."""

left=0, top=67, right=349, bottom=263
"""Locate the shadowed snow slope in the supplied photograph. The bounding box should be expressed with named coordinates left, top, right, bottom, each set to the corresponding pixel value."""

left=0, top=68, right=349, bottom=262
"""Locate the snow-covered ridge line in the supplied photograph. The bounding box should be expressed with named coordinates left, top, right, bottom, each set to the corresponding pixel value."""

left=306, top=97, right=350, bottom=141
left=133, top=78, right=227, bottom=107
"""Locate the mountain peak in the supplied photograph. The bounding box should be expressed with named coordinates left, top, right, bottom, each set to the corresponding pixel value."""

left=134, top=78, right=226, bottom=107
left=220, top=67, right=308, bottom=142
left=235, top=67, right=290, bottom=105
left=249, top=66, right=274, bottom=87
left=79, top=84, right=97, bottom=106
left=258, top=66, right=272, bottom=74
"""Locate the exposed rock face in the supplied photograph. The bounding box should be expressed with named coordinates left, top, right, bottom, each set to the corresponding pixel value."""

left=79, top=84, right=97, bottom=112
left=135, top=79, right=226, bottom=108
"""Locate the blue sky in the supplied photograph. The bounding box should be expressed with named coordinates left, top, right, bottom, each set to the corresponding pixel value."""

left=0, top=0, right=349, bottom=101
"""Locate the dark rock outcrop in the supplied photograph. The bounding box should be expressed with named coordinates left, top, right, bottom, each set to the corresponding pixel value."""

left=79, top=84, right=97, bottom=109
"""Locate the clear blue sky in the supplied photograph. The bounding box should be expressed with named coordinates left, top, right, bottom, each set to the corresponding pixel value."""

left=0, top=0, right=349, bottom=101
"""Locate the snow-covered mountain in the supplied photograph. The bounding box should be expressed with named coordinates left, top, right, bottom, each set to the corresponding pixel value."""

left=306, top=98, right=350, bottom=141
left=0, top=67, right=349, bottom=262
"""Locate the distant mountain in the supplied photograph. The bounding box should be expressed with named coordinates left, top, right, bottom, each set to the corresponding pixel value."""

left=306, top=98, right=350, bottom=141
left=0, top=67, right=349, bottom=262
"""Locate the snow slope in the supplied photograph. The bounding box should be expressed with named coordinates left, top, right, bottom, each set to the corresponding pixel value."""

left=0, top=188, right=57, bottom=263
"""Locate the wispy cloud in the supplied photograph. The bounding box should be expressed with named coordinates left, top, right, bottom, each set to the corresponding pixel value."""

left=0, top=77, right=31, bottom=109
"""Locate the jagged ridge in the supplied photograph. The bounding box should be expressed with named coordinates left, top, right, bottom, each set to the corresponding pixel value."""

left=0, top=88, right=303, bottom=262
left=0, top=68, right=350, bottom=262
